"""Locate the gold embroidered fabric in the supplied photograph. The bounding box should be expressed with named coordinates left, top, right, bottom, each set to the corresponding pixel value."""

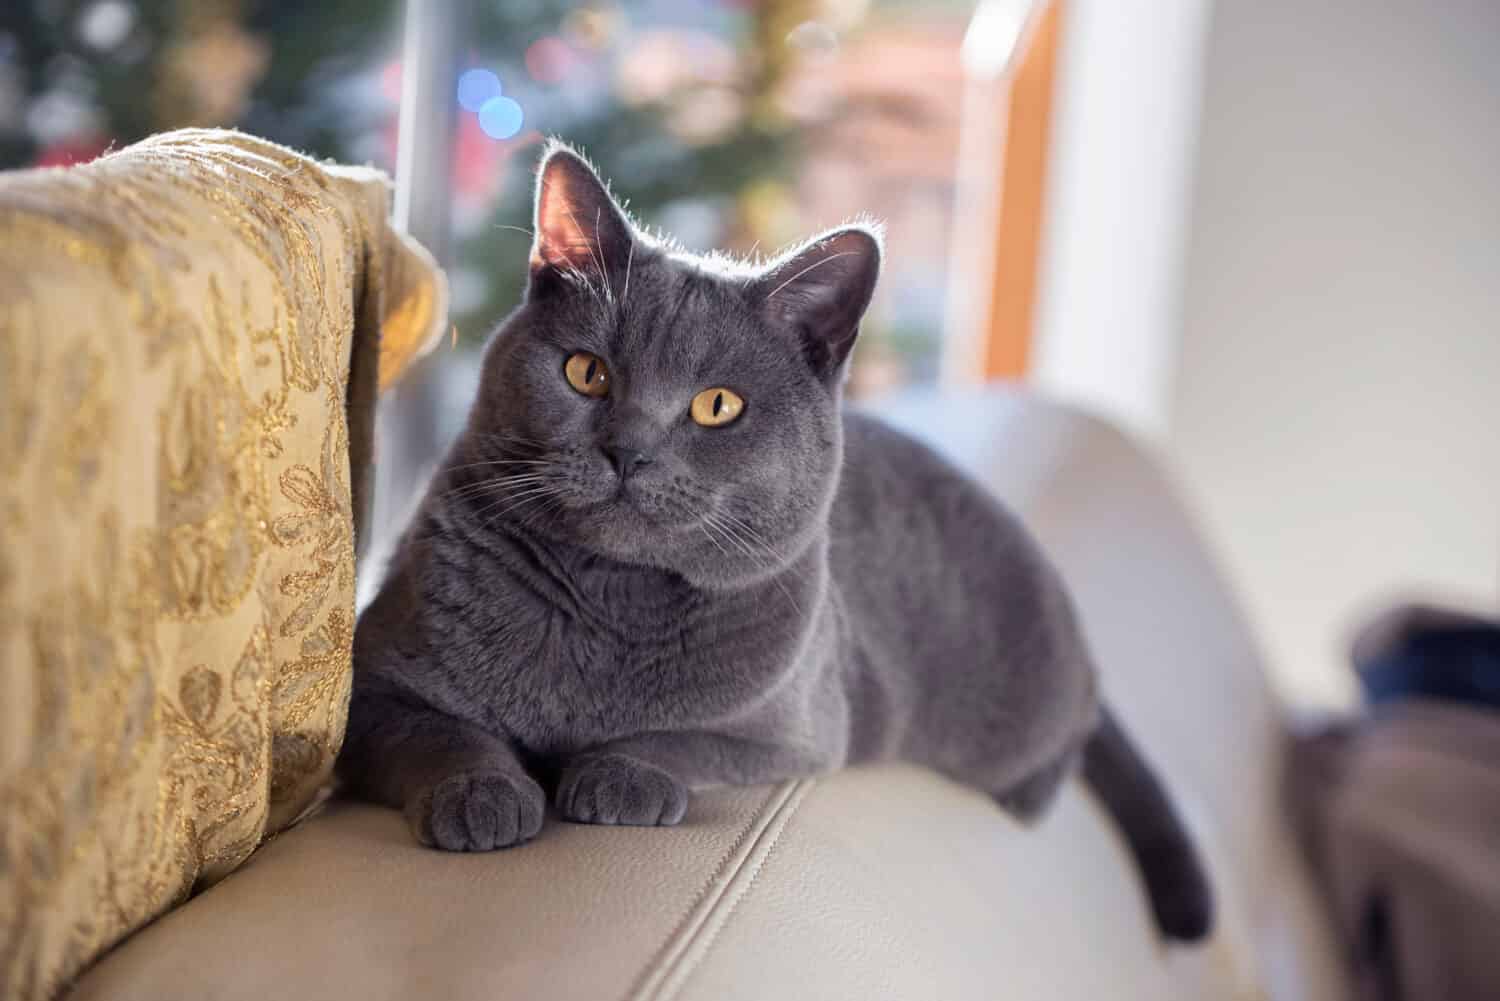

left=0, top=128, right=446, bottom=1000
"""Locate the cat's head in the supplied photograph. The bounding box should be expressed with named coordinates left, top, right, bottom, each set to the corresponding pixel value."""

left=462, top=143, right=880, bottom=589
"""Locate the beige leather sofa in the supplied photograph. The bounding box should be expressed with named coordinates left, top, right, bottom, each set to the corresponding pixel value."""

left=66, top=390, right=1350, bottom=1001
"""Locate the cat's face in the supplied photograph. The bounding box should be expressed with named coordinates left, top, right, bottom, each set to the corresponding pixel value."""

left=463, top=146, right=880, bottom=589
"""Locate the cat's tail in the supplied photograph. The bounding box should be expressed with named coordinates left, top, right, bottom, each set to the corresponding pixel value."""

left=1081, top=705, right=1214, bottom=942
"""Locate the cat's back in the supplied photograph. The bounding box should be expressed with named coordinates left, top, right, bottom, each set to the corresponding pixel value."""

left=829, top=411, right=1094, bottom=762
left=832, top=410, right=1028, bottom=570
left=831, top=411, right=1042, bottom=606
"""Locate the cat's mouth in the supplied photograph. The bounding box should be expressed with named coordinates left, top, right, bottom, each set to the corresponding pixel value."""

left=550, top=464, right=717, bottom=550
left=607, top=480, right=672, bottom=525
left=556, top=472, right=664, bottom=525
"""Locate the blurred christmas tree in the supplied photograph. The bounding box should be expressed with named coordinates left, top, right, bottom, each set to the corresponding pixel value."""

left=443, top=1, right=802, bottom=341
left=1, top=1, right=805, bottom=343
left=0, top=0, right=397, bottom=168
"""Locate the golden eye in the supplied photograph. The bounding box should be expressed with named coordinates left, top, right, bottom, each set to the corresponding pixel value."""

left=690, top=387, right=744, bottom=427
left=564, top=351, right=610, bottom=397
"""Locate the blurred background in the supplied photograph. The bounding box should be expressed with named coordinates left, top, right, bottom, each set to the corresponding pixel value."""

left=4, top=0, right=1495, bottom=709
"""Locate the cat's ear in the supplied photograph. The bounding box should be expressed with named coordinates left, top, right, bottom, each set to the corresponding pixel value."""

left=752, top=225, right=882, bottom=383
left=529, top=143, right=634, bottom=292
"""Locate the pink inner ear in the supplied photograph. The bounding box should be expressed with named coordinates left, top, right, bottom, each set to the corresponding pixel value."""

left=531, top=174, right=599, bottom=272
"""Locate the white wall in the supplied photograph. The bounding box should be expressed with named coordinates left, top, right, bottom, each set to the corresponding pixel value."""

left=1029, top=0, right=1212, bottom=439
left=1169, top=0, right=1500, bottom=706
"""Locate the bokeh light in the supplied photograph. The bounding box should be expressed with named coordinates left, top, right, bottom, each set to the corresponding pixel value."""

left=78, top=0, right=137, bottom=52
left=457, top=68, right=502, bottom=112
left=379, top=60, right=402, bottom=102
left=525, top=36, right=580, bottom=85
left=564, top=6, right=625, bottom=51
left=477, top=96, right=524, bottom=140
left=786, top=21, right=839, bottom=61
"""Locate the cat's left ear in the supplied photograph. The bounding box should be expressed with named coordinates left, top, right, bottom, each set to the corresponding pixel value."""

left=529, top=143, right=634, bottom=292
left=751, top=225, right=882, bottom=383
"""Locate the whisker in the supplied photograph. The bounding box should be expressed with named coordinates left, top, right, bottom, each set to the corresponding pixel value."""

left=718, top=510, right=774, bottom=547
left=705, top=512, right=759, bottom=562
left=474, top=429, right=548, bottom=445
left=705, top=514, right=768, bottom=569
left=442, top=472, right=552, bottom=496
left=712, top=511, right=774, bottom=561
left=446, top=476, right=554, bottom=509
left=698, top=520, right=735, bottom=563
left=596, top=206, right=615, bottom=303
left=497, top=489, right=569, bottom=529
left=466, top=430, right=554, bottom=455
left=550, top=254, right=606, bottom=307
left=704, top=516, right=761, bottom=570
left=562, top=202, right=612, bottom=304
left=518, top=493, right=569, bottom=530
left=764, top=251, right=858, bottom=301
left=441, top=458, right=555, bottom=474
left=621, top=238, right=635, bottom=314
left=707, top=511, right=803, bottom=616
left=475, top=484, right=565, bottom=526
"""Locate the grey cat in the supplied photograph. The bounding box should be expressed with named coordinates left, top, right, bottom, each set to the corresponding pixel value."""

left=338, top=145, right=1213, bottom=941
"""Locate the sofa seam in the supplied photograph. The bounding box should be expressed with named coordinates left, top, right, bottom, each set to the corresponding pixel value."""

left=634, top=778, right=814, bottom=1001
left=623, top=781, right=793, bottom=1001
left=658, top=814, right=795, bottom=1001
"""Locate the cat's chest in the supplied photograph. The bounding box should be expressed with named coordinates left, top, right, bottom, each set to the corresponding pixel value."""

left=535, top=602, right=694, bottom=682
left=464, top=562, right=795, bottom=754
left=430, top=529, right=815, bottom=754
left=492, top=599, right=761, bottom=755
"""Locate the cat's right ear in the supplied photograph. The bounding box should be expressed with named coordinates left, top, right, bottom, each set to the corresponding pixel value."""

left=528, top=143, right=634, bottom=298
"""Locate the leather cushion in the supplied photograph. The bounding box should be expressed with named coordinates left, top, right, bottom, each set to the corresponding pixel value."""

left=68, top=768, right=1248, bottom=1001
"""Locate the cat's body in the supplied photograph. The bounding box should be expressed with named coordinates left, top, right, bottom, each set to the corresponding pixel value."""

left=354, top=412, right=1089, bottom=794
left=339, top=145, right=1213, bottom=942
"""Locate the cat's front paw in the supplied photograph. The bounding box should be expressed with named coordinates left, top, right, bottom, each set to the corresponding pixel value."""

left=556, top=753, right=688, bottom=826
left=407, top=769, right=546, bottom=851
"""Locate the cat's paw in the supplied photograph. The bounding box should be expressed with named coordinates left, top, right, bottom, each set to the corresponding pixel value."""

left=555, top=753, right=688, bottom=826
left=407, top=769, right=546, bottom=851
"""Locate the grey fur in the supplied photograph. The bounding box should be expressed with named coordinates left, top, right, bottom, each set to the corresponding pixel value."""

left=337, top=145, right=1213, bottom=941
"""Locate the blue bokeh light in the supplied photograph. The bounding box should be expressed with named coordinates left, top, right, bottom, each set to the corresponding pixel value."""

left=457, top=68, right=502, bottom=112
left=478, top=96, right=525, bottom=140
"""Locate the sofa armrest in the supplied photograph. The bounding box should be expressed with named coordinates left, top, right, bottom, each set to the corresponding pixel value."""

left=72, top=770, right=1250, bottom=1001
left=68, top=388, right=1345, bottom=1000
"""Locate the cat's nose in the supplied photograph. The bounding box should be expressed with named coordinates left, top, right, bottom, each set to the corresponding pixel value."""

left=602, top=445, right=652, bottom=479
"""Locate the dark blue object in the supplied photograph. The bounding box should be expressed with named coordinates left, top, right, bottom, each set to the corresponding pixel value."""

left=1357, top=624, right=1500, bottom=708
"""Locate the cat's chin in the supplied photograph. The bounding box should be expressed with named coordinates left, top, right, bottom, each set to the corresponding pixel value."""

left=547, top=498, right=688, bottom=561
left=534, top=487, right=792, bottom=588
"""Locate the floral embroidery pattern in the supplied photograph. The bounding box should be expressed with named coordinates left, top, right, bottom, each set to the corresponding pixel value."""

left=0, top=129, right=429, bottom=1000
